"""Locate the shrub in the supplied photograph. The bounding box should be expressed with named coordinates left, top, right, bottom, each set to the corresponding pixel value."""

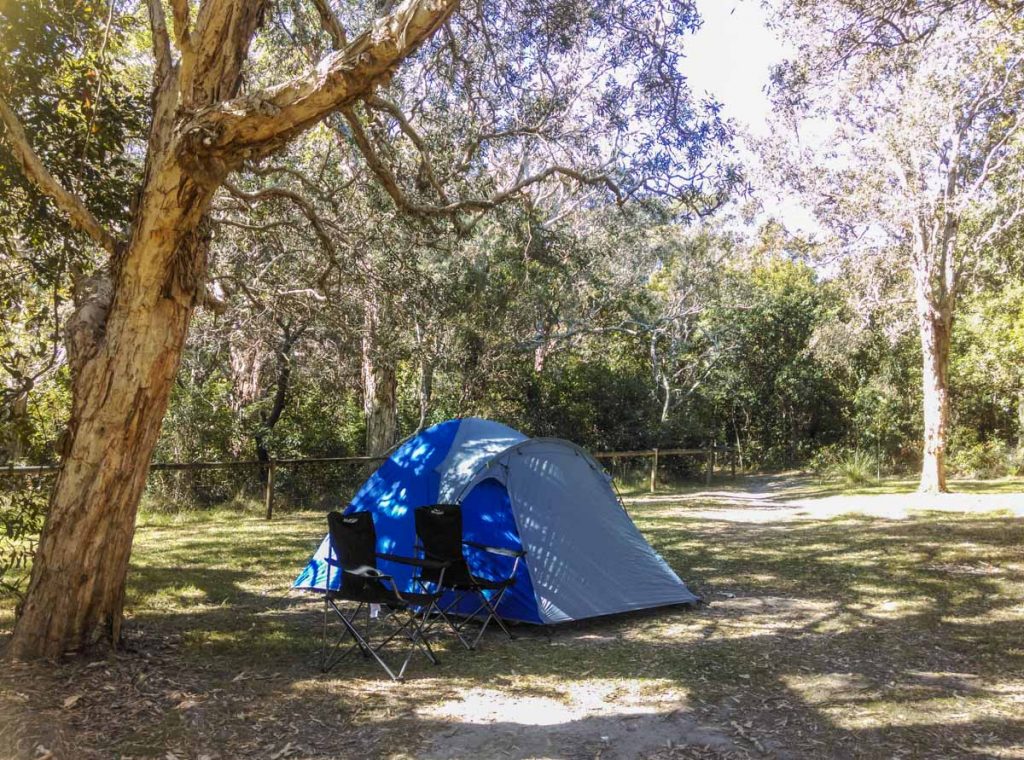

left=949, top=440, right=1012, bottom=479
left=829, top=450, right=878, bottom=486
left=0, top=474, right=50, bottom=605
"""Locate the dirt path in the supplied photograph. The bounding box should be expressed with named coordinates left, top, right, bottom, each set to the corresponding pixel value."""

left=628, top=475, right=1024, bottom=523
left=415, top=683, right=738, bottom=759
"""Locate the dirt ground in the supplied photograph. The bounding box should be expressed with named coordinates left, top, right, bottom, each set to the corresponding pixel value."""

left=2, top=476, right=1023, bottom=759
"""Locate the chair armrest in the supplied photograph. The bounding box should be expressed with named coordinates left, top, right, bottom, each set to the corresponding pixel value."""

left=377, top=552, right=450, bottom=570
left=343, top=564, right=393, bottom=581
left=464, top=540, right=526, bottom=558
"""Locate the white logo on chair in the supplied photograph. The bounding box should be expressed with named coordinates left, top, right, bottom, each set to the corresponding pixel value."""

left=343, top=517, right=359, bottom=524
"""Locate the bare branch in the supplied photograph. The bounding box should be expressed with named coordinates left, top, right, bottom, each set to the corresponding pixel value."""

left=309, top=0, right=347, bottom=49
left=342, top=105, right=439, bottom=217
left=222, top=180, right=341, bottom=258
left=145, top=0, right=172, bottom=80
left=0, top=95, right=119, bottom=256
left=170, top=0, right=195, bottom=92
left=343, top=105, right=621, bottom=221
left=365, top=94, right=449, bottom=202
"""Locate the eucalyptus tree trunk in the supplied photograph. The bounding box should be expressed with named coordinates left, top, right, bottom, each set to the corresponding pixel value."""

left=255, top=326, right=298, bottom=485
left=417, top=358, right=433, bottom=432
left=228, top=336, right=264, bottom=458
left=918, top=307, right=951, bottom=492
left=9, top=226, right=212, bottom=659
left=1017, top=387, right=1024, bottom=451
left=361, top=294, right=398, bottom=458
left=913, top=220, right=956, bottom=495
left=4, top=386, right=30, bottom=461
left=3, top=0, right=459, bottom=659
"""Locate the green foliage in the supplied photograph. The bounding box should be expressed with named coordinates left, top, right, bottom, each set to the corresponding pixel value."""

left=952, top=283, right=1024, bottom=449
left=0, top=474, right=50, bottom=601
left=947, top=440, right=1011, bottom=480
left=948, top=429, right=1020, bottom=480
left=702, top=255, right=848, bottom=467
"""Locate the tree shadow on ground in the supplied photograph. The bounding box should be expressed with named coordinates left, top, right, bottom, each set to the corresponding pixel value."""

left=2, top=508, right=1024, bottom=759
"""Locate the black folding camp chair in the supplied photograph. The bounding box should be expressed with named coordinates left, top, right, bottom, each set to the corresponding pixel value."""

left=320, top=511, right=447, bottom=681
left=414, top=503, right=526, bottom=650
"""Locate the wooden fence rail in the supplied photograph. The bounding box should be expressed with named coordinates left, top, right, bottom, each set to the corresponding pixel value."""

left=0, top=446, right=734, bottom=519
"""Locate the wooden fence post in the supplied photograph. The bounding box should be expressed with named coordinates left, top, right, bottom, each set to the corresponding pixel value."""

left=264, top=460, right=276, bottom=520
left=705, top=447, right=713, bottom=485
left=649, top=448, right=658, bottom=494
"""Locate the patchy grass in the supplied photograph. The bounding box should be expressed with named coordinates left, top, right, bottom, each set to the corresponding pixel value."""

left=1, top=483, right=1024, bottom=758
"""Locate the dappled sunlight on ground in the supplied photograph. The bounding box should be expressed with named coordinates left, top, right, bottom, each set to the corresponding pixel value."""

left=783, top=670, right=1024, bottom=730
left=2, top=477, right=1024, bottom=758
left=419, top=677, right=686, bottom=724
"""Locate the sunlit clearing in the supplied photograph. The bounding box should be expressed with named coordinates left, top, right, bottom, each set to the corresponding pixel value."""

left=417, top=678, right=688, bottom=726
left=783, top=672, right=1024, bottom=729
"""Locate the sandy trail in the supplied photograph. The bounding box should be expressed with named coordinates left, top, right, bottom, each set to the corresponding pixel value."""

left=628, top=476, right=1024, bottom=523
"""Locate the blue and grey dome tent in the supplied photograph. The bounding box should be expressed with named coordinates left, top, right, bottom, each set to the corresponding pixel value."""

left=294, top=418, right=699, bottom=623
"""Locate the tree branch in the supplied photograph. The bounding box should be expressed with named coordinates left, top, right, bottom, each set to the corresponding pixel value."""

left=170, top=0, right=195, bottom=93
left=184, top=0, right=459, bottom=159
left=343, top=105, right=621, bottom=221
left=222, top=180, right=341, bottom=259
left=146, top=0, right=173, bottom=81
left=0, top=95, right=119, bottom=256
left=365, top=94, right=449, bottom=202
left=309, top=0, right=347, bottom=49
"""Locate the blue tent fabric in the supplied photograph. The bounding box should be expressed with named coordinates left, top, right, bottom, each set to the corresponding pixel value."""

left=293, top=417, right=698, bottom=623
left=292, top=418, right=527, bottom=596
left=447, top=477, right=542, bottom=623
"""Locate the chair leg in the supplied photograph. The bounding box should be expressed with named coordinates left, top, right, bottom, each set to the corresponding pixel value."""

left=468, top=587, right=515, bottom=650
left=434, top=593, right=474, bottom=650
left=321, top=595, right=445, bottom=682
left=323, top=599, right=374, bottom=674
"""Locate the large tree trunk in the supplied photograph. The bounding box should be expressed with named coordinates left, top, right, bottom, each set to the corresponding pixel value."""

left=8, top=229, right=210, bottom=658
left=918, top=307, right=951, bottom=493
left=7, top=0, right=263, bottom=658
left=913, top=223, right=956, bottom=495
left=361, top=294, right=398, bottom=458
left=3, top=0, right=458, bottom=659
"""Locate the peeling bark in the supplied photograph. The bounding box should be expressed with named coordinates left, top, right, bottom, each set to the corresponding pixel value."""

left=6, top=0, right=457, bottom=659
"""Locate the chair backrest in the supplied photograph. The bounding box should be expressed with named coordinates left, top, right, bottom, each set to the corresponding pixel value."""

left=327, top=511, right=380, bottom=595
left=415, top=504, right=471, bottom=585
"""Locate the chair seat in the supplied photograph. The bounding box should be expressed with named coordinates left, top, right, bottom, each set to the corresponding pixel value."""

left=414, top=503, right=524, bottom=650
left=328, top=586, right=440, bottom=607
left=449, top=575, right=514, bottom=592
